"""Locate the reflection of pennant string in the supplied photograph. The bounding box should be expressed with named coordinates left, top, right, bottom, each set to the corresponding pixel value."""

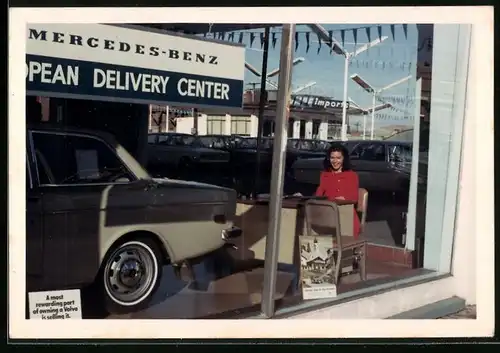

left=353, top=28, right=358, bottom=47
left=402, top=24, right=408, bottom=39
left=260, top=32, right=265, bottom=48
left=316, top=33, right=322, bottom=54
left=390, top=25, right=396, bottom=41
left=249, top=33, right=255, bottom=47
left=365, top=27, right=371, bottom=44
left=295, top=32, right=299, bottom=51
left=378, top=26, right=383, bottom=41
left=328, top=30, right=333, bottom=53
left=340, top=30, right=345, bottom=47
left=272, top=32, right=277, bottom=48
left=305, top=32, right=310, bottom=53
left=238, top=32, right=244, bottom=43
left=228, top=33, right=235, bottom=42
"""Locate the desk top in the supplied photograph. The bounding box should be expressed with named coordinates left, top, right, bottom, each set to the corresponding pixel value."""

left=237, top=197, right=356, bottom=208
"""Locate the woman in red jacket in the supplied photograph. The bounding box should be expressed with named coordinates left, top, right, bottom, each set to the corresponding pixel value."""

left=315, top=143, right=361, bottom=239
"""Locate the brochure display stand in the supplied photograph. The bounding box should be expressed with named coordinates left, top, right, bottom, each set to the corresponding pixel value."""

left=299, top=235, right=338, bottom=300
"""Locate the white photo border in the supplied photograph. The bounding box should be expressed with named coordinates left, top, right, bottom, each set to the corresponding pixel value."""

left=9, top=6, right=494, bottom=339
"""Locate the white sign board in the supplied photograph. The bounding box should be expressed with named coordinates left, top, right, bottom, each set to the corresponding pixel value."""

left=26, top=23, right=245, bottom=108
left=28, top=289, right=82, bottom=320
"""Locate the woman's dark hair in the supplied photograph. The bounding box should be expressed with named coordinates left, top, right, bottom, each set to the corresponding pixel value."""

left=323, top=142, right=352, bottom=171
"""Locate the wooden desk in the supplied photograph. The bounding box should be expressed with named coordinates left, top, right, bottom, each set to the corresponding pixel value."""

left=229, top=198, right=355, bottom=265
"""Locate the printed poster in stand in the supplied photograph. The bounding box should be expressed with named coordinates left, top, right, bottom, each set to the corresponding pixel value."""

left=299, top=235, right=338, bottom=300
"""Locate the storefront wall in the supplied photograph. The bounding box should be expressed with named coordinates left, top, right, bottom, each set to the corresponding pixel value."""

left=282, top=23, right=489, bottom=320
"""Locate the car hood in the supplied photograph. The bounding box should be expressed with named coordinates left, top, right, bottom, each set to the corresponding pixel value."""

left=297, top=151, right=325, bottom=157
left=151, top=177, right=235, bottom=197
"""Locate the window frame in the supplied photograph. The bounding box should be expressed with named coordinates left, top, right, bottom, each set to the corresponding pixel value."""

left=259, top=23, right=472, bottom=319
left=28, top=130, right=139, bottom=188
left=26, top=154, right=33, bottom=190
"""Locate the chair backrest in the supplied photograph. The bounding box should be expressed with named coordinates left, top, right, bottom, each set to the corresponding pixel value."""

left=357, top=188, right=369, bottom=232
left=304, top=199, right=342, bottom=247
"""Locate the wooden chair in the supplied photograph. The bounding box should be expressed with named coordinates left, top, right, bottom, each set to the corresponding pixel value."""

left=304, top=199, right=367, bottom=285
left=357, top=188, right=369, bottom=234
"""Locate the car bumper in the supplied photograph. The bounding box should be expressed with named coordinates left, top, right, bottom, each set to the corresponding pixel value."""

left=221, top=226, right=242, bottom=241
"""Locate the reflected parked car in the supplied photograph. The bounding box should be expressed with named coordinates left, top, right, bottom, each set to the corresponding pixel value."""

left=147, top=133, right=230, bottom=178
left=27, top=125, right=238, bottom=314
left=291, top=140, right=419, bottom=195
left=196, top=134, right=245, bottom=152
left=286, top=139, right=330, bottom=174
left=231, top=136, right=274, bottom=173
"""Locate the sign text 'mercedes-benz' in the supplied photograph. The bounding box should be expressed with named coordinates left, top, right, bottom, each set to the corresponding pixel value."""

left=28, top=28, right=220, bottom=66
left=26, top=24, right=245, bottom=108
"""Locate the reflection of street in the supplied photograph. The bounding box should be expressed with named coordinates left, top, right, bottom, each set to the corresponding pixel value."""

left=81, top=249, right=295, bottom=319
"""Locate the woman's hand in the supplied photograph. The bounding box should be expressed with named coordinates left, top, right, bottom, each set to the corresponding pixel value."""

left=293, top=192, right=303, bottom=197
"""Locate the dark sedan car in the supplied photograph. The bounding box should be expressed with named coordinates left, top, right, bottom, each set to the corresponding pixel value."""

left=147, top=132, right=230, bottom=179
left=291, top=139, right=420, bottom=195
left=27, top=125, right=238, bottom=314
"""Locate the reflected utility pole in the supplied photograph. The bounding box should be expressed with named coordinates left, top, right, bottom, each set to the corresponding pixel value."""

left=261, top=24, right=295, bottom=318
left=253, top=27, right=270, bottom=199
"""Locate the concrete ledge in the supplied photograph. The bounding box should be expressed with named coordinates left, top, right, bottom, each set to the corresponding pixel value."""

left=386, top=296, right=466, bottom=319
left=282, top=274, right=457, bottom=319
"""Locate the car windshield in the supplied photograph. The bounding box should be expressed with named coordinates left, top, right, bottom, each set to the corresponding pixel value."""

left=196, top=136, right=228, bottom=149
left=288, top=139, right=329, bottom=152
left=159, top=134, right=197, bottom=147
left=236, top=138, right=273, bottom=150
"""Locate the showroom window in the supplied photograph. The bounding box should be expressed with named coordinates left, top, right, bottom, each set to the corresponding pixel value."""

left=85, top=23, right=470, bottom=320
left=185, top=23, right=471, bottom=319
left=260, top=23, right=471, bottom=317
left=23, top=23, right=471, bottom=321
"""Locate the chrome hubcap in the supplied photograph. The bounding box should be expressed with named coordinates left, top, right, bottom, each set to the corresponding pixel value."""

left=104, top=244, right=156, bottom=305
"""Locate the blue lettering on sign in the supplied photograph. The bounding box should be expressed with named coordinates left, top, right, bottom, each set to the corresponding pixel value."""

left=26, top=54, right=244, bottom=108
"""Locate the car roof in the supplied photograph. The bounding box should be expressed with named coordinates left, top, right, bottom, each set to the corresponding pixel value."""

left=27, top=124, right=118, bottom=144
left=200, top=134, right=230, bottom=138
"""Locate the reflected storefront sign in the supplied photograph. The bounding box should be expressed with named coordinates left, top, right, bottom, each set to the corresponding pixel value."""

left=290, top=94, right=350, bottom=110
left=26, top=24, right=245, bottom=108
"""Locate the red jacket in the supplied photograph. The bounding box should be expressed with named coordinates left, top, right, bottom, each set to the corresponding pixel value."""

left=315, top=169, right=361, bottom=238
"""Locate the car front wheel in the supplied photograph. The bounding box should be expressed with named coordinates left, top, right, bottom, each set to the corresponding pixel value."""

left=101, top=238, right=162, bottom=314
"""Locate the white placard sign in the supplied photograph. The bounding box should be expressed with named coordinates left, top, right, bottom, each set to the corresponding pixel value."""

left=28, top=289, right=82, bottom=320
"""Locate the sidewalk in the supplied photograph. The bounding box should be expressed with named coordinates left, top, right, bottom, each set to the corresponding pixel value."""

left=438, top=305, right=476, bottom=319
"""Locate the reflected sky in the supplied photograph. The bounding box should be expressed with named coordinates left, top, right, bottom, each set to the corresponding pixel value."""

left=236, top=24, right=421, bottom=130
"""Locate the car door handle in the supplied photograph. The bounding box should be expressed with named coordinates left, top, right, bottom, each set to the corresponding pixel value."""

left=27, top=195, right=41, bottom=202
